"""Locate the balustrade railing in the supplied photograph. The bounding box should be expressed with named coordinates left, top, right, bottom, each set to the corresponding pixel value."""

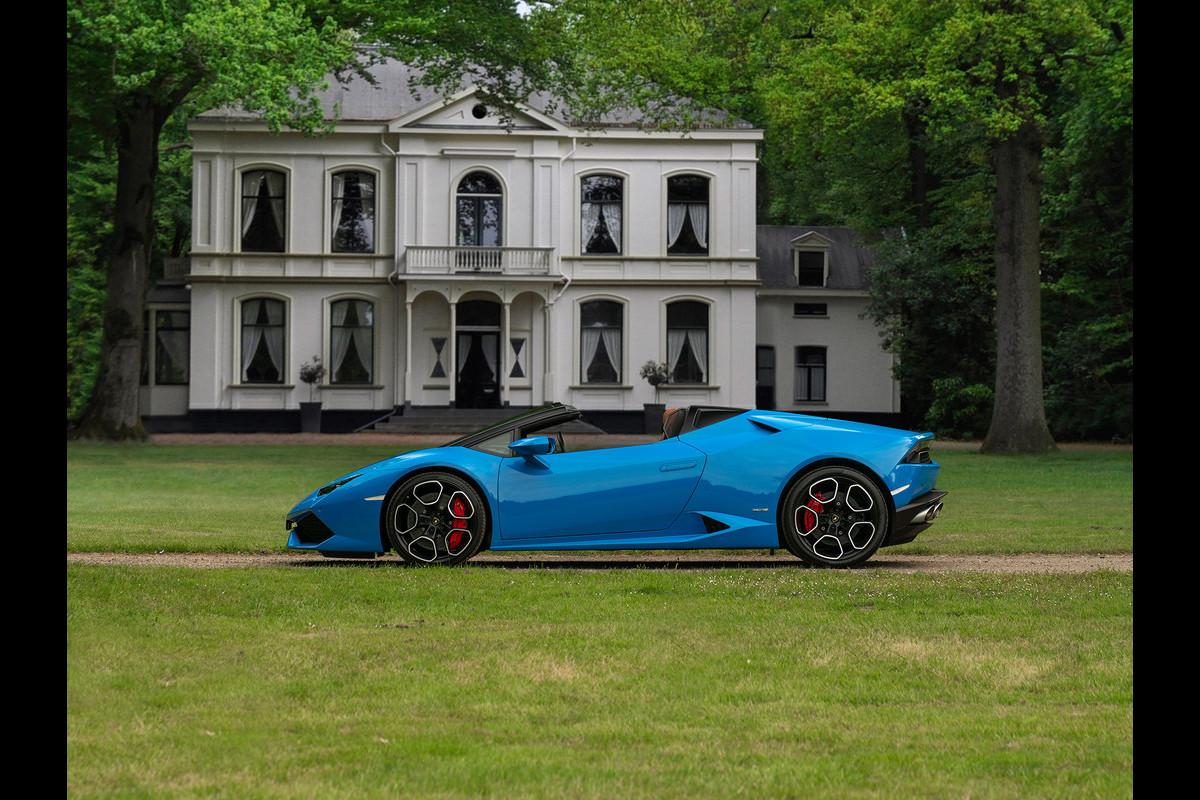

left=404, top=246, right=554, bottom=275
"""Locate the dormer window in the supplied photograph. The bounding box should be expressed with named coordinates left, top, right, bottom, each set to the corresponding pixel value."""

left=796, top=250, right=827, bottom=287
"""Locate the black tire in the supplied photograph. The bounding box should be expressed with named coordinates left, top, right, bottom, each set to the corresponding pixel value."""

left=780, top=466, right=888, bottom=568
left=385, top=472, right=488, bottom=566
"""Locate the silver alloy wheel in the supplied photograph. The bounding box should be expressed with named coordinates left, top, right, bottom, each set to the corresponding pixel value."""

left=386, top=472, right=487, bottom=565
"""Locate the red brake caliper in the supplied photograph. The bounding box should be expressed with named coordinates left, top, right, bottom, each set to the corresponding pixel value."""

left=802, top=493, right=826, bottom=533
left=447, top=496, right=468, bottom=551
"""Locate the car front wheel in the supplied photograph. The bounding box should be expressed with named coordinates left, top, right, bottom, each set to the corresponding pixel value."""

left=780, top=466, right=888, bottom=568
left=385, top=472, right=487, bottom=565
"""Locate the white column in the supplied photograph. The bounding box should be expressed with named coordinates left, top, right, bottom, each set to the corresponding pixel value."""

left=501, top=299, right=511, bottom=407
left=448, top=300, right=457, bottom=407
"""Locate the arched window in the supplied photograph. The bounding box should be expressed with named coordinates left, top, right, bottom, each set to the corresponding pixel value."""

left=241, top=169, right=286, bottom=252
left=456, top=171, right=503, bottom=247
left=330, top=299, right=374, bottom=384
left=666, top=300, right=709, bottom=384
left=331, top=171, right=375, bottom=253
left=240, top=298, right=286, bottom=383
left=666, top=174, right=709, bottom=256
left=580, top=300, right=623, bottom=384
left=581, top=174, right=622, bottom=254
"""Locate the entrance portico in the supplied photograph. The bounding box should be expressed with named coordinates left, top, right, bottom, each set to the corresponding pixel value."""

left=402, top=278, right=558, bottom=409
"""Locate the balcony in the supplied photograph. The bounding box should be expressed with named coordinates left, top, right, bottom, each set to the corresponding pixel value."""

left=403, top=246, right=555, bottom=276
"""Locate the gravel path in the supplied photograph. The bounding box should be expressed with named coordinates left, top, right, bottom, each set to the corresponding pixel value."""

left=67, top=551, right=1131, bottom=573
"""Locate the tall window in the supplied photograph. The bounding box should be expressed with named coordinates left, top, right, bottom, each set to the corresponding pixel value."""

left=152, top=310, right=189, bottom=385
left=667, top=301, right=708, bottom=384
left=581, top=174, right=622, bottom=254
left=332, top=171, right=375, bottom=253
left=456, top=171, right=503, bottom=247
left=241, top=169, right=286, bottom=252
left=795, top=346, right=827, bottom=401
left=240, top=298, right=286, bottom=383
left=666, top=174, right=709, bottom=255
left=580, top=300, right=622, bottom=384
left=330, top=299, right=374, bottom=384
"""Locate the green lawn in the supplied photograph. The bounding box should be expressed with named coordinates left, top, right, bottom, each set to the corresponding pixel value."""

left=66, top=443, right=1133, bottom=798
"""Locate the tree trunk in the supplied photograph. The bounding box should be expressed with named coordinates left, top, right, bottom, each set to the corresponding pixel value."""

left=73, top=96, right=163, bottom=441
left=981, top=121, right=1056, bottom=453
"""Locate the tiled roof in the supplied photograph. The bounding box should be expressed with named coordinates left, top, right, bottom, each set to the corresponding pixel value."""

left=756, top=225, right=878, bottom=290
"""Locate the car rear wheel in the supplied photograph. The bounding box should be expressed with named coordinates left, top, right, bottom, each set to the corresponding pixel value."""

left=386, top=472, right=487, bottom=566
left=780, top=466, right=888, bottom=568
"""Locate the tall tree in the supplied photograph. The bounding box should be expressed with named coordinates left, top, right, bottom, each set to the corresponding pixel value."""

left=68, top=0, right=554, bottom=439
left=544, top=0, right=1130, bottom=451
left=68, top=0, right=356, bottom=440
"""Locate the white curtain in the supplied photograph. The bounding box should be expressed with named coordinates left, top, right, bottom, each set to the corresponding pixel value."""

left=330, top=173, right=344, bottom=243
left=156, top=329, right=188, bottom=378
left=330, top=300, right=351, bottom=380
left=265, top=171, right=285, bottom=235
left=241, top=299, right=283, bottom=381
left=482, top=334, right=498, bottom=380
left=241, top=173, right=260, bottom=237
left=690, top=329, right=708, bottom=382
left=580, top=328, right=621, bottom=382
left=603, top=204, right=621, bottom=250
left=667, top=203, right=688, bottom=249
left=667, top=329, right=687, bottom=377
left=581, top=203, right=602, bottom=250
left=687, top=203, right=708, bottom=248
left=581, top=328, right=601, bottom=382
left=667, top=329, right=708, bottom=383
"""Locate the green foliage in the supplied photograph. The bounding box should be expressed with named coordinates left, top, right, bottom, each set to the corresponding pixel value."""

left=925, top=377, right=994, bottom=440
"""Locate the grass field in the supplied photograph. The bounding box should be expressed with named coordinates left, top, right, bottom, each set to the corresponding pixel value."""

left=66, top=443, right=1134, bottom=798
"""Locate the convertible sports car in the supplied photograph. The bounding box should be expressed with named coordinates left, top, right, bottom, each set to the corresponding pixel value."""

left=287, top=403, right=945, bottom=568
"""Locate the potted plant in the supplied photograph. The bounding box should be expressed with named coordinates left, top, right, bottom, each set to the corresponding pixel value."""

left=299, top=356, right=326, bottom=432
left=639, top=360, right=670, bottom=434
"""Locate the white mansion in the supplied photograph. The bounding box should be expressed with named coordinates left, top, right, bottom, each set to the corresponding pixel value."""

left=141, top=59, right=899, bottom=433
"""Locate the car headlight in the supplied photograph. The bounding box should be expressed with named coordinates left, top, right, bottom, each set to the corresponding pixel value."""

left=317, top=475, right=361, bottom=496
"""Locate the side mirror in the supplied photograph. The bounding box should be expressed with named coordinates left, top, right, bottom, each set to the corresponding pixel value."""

left=509, top=435, right=556, bottom=457
left=509, top=435, right=556, bottom=468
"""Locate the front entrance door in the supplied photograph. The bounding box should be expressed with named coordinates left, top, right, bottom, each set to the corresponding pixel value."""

left=455, top=299, right=502, bottom=409
left=456, top=331, right=500, bottom=408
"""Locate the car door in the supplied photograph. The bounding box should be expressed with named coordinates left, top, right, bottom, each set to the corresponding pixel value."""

left=495, top=439, right=706, bottom=541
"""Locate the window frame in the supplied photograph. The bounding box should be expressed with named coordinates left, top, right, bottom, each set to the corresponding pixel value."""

left=578, top=297, right=626, bottom=385
left=236, top=294, right=289, bottom=385
left=142, top=306, right=190, bottom=387
left=326, top=296, right=376, bottom=385
left=238, top=166, right=289, bottom=253
left=794, top=345, right=827, bottom=402
left=579, top=172, right=626, bottom=256
left=329, top=167, right=378, bottom=254
left=665, top=298, right=711, bottom=385
left=665, top=172, right=712, bottom=257
left=795, top=248, right=828, bottom=287
left=454, top=169, right=505, bottom=248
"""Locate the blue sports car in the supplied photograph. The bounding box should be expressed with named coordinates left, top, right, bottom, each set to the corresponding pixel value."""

left=286, top=403, right=946, bottom=568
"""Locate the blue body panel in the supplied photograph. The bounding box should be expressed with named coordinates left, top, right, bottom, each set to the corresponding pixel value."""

left=285, top=407, right=942, bottom=556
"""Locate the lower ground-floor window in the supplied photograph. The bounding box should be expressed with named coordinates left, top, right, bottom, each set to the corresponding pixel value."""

left=795, top=346, right=826, bottom=401
left=241, top=297, right=286, bottom=383
left=330, top=299, right=374, bottom=384
left=142, top=309, right=190, bottom=385
left=580, top=299, right=623, bottom=383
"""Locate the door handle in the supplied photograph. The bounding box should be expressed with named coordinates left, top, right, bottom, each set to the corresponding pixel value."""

left=659, top=460, right=698, bottom=473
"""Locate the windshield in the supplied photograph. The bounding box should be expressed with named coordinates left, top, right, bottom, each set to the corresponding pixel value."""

left=442, top=403, right=583, bottom=450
